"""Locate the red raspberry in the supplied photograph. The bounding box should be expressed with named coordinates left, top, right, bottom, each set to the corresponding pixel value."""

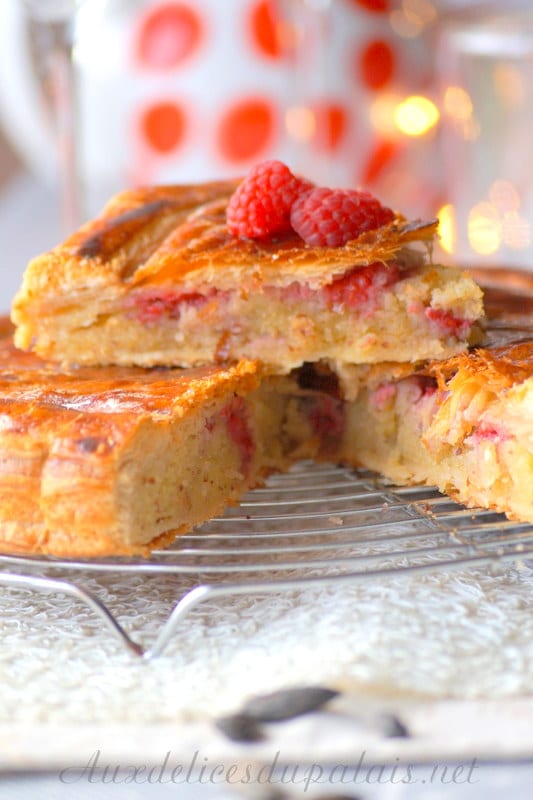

left=227, top=160, right=312, bottom=239
left=290, top=187, right=394, bottom=247
left=323, top=262, right=400, bottom=309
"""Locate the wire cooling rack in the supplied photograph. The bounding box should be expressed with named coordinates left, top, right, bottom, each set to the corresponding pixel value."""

left=0, top=461, right=532, bottom=659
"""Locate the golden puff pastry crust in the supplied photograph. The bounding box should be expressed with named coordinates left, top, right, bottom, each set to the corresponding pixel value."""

left=0, top=336, right=299, bottom=557
left=12, top=182, right=483, bottom=371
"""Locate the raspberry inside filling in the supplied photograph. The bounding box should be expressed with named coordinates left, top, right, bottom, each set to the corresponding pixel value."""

left=425, top=308, right=472, bottom=338
left=370, top=375, right=437, bottom=410
left=279, top=261, right=400, bottom=311
left=467, top=423, right=509, bottom=445
left=222, top=396, right=254, bottom=477
left=128, top=261, right=470, bottom=337
left=128, top=288, right=224, bottom=324
left=306, top=395, right=345, bottom=441
left=129, top=262, right=401, bottom=324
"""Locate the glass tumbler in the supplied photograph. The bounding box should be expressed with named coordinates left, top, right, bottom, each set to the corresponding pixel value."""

left=437, top=10, right=533, bottom=268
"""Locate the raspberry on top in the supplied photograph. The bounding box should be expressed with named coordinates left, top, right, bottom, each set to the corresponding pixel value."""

left=226, top=159, right=394, bottom=246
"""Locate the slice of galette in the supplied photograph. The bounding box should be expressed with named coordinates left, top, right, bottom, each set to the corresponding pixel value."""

left=12, top=164, right=483, bottom=371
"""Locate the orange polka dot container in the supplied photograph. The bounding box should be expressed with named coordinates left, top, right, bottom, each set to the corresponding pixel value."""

left=73, top=0, right=437, bottom=218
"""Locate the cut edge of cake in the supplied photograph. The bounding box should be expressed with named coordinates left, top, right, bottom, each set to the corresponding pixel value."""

left=336, top=342, right=533, bottom=524
left=11, top=183, right=484, bottom=372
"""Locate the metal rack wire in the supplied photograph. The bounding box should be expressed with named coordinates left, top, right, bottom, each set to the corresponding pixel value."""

left=0, top=461, right=531, bottom=659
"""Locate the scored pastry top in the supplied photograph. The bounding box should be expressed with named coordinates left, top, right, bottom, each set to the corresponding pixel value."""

left=13, top=180, right=439, bottom=309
